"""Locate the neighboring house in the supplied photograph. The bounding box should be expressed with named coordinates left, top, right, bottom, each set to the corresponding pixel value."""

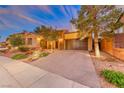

left=114, top=26, right=124, bottom=48
left=101, top=15, right=124, bottom=61
left=101, top=26, right=124, bottom=61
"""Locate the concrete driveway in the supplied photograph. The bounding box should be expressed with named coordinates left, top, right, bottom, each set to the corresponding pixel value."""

left=30, top=50, right=100, bottom=88
left=0, top=56, right=88, bottom=88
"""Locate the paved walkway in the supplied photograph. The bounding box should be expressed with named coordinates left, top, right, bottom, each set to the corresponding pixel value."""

left=30, top=50, right=100, bottom=88
left=0, top=56, right=88, bottom=88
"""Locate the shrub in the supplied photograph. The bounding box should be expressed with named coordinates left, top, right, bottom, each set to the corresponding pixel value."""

left=32, top=51, right=49, bottom=59
left=11, top=54, right=27, bottom=60
left=101, top=69, right=124, bottom=88
left=40, top=52, right=49, bottom=57
left=27, top=51, right=49, bottom=62
left=32, top=50, right=41, bottom=59
left=8, top=34, right=25, bottom=47
left=19, top=46, right=29, bottom=52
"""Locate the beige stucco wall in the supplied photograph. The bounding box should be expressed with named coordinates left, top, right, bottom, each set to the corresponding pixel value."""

left=64, top=32, right=80, bottom=40
left=25, top=34, right=43, bottom=48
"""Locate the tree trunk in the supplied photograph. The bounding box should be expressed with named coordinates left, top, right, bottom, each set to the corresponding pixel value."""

left=94, top=31, right=100, bottom=57
left=88, top=32, right=93, bottom=51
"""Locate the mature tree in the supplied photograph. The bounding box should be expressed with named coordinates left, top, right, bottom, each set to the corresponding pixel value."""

left=34, top=25, right=59, bottom=50
left=8, top=34, right=25, bottom=47
left=71, top=5, right=123, bottom=57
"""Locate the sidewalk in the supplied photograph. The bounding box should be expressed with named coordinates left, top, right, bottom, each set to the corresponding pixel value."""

left=0, top=56, right=88, bottom=88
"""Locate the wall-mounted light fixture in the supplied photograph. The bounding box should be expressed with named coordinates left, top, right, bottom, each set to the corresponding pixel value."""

left=37, top=37, right=41, bottom=42
left=59, top=38, right=63, bottom=42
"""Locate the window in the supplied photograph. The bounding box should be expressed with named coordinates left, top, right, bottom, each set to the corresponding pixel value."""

left=27, top=38, right=32, bottom=45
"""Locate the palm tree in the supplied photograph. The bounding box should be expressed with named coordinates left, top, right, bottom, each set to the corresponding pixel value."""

left=34, top=25, right=59, bottom=51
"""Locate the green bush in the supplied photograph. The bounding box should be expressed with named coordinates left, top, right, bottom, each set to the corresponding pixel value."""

left=8, top=34, right=25, bottom=47
left=18, top=46, right=29, bottom=52
left=101, top=69, right=124, bottom=88
left=27, top=51, right=49, bottom=62
left=11, top=54, right=27, bottom=60
left=40, top=52, right=49, bottom=57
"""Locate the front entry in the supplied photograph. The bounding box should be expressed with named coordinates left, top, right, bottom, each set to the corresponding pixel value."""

left=55, top=41, right=58, bottom=49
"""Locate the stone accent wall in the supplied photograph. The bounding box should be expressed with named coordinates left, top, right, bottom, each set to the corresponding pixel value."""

left=101, top=34, right=124, bottom=61
left=114, top=33, right=124, bottom=48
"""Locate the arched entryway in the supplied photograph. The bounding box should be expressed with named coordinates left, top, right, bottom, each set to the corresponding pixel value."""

left=40, top=40, right=47, bottom=49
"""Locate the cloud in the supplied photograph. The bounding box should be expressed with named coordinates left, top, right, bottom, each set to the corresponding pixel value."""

left=0, top=20, right=5, bottom=25
left=36, top=6, right=56, bottom=16
left=0, top=5, right=80, bottom=35
left=0, top=9, right=43, bottom=25
left=0, top=14, right=20, bottom=29
left=15, top=13, right=42, bottom=25
left=0, top=9, right=10, bottom=14
left=59, top=5, right=70, bottom=17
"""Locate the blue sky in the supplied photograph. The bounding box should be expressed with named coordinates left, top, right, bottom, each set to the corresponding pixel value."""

left=0, top=5, right=81, bottom=41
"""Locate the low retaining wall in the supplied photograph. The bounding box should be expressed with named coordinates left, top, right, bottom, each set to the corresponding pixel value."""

left=112, top=48, right=124, bottom=61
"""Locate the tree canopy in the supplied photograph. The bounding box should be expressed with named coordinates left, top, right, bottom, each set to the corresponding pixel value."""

left=8, top=34, right=25, bottom=47
left=34, top=25, right=59, bottom=41
left=71, top=5, right=124, bottom=57
left=72, top=5, right=123, bottom=37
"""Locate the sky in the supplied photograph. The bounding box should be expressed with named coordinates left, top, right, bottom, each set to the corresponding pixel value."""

left=0, top=5, right=81, bottom=41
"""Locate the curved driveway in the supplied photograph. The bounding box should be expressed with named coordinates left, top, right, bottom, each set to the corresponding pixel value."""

left=30, top=50, right=100, bottom=88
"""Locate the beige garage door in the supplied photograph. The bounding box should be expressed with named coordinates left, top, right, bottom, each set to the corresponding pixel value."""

left=65, top=39, right=88, bottom=50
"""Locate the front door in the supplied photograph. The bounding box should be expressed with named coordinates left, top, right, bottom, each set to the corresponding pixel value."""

left=55, top=41, right=58, bottom=49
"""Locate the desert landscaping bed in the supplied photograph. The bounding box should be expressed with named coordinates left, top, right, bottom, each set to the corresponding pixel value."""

left=0, top=47, right=51, bottom=62
left=90, top=51, right=124, bottom=88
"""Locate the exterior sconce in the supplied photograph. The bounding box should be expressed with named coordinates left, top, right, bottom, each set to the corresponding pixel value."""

left=37, top=37, right=41, bottom=42
left=59, top=38, right=63, bottom=42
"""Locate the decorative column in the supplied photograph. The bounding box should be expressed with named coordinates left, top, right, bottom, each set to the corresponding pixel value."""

left=64, top=40, right=66, bottom=50
left=58, top=40, right=60, bottom=50
left=46, top=41, right=49, bottom=49
left=36, top=37, right=41, bottom=48
left=58, top=38, right=63, bottom=50
left=88, top=32, right=93, bottom=51
left=53, top=41, right=56, bottom=49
